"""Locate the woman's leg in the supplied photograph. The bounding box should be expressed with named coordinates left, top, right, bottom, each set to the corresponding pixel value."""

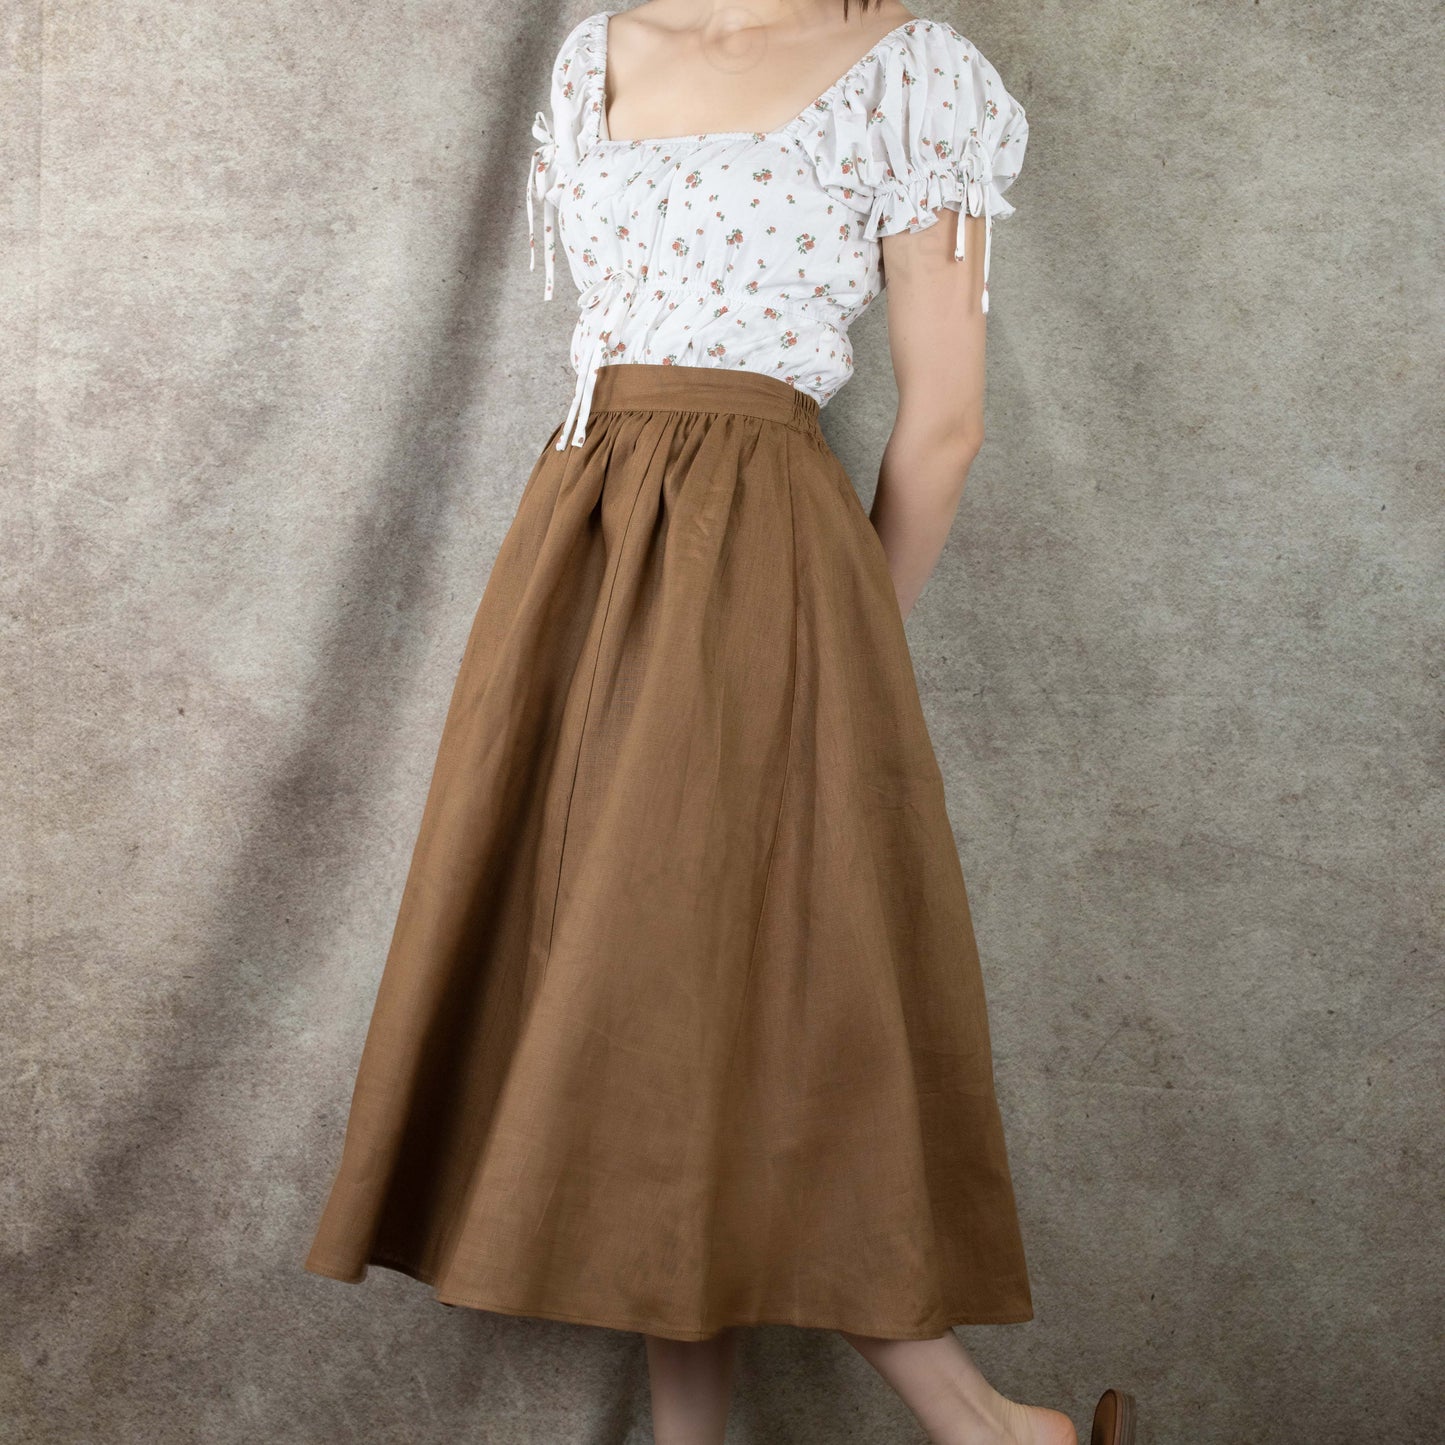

left=838, top=1330, right=1077, bottom=1445
left=645, top=1328, right=739, bottom=1445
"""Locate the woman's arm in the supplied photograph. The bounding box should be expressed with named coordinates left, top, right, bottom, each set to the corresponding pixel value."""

left=872, top=207, right=989, bottom=622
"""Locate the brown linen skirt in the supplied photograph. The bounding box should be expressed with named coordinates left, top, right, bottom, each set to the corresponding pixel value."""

left=303, top=361, right=1034, bottom=1340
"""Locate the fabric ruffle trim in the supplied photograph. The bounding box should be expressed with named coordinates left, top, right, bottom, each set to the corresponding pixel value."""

left=801, top=20, right=1029, bottom=310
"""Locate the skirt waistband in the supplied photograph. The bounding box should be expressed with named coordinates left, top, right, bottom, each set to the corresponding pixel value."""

left=584, top=363, right=823, bottom=438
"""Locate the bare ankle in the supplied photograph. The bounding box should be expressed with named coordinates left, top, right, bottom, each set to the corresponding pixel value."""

left=962, top=1386, right=1023, bottom=1445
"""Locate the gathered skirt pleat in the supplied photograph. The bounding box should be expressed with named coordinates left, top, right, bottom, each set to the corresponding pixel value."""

left=302, top=362, right=1034, bottom=1340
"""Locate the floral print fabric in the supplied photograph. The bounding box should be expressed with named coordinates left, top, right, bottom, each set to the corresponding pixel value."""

left=526, top=9, right=1028, bottom=449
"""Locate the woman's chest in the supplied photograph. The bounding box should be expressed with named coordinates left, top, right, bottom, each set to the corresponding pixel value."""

left=558, top=137, right=879, bottom=305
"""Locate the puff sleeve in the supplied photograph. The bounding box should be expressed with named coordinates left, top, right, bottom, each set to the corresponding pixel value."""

left=525, top=16, right=602, bottom=300
left=811, top=22, right=1029, bottom=312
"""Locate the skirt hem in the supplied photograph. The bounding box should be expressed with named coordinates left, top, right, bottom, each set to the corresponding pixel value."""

left=302, top=1253, right=1035, bottom=1341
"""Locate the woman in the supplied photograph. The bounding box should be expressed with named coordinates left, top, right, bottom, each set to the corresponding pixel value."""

left=304, top=3, right=1135, bottom=1441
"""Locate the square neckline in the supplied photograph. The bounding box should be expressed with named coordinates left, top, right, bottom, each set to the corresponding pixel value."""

left=593, top=7, right=920, bottom=148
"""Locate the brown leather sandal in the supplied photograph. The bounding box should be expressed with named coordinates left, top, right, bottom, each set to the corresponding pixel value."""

left=1090, top=1387, right=1137, bottom=1445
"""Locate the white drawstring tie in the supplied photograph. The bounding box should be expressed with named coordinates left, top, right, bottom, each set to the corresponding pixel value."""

left=862, top=136, right=1000, bottom=315
left=954, top=134, right=996, bottom=314
left=556, top=267, right=640, bottom=451
left=526, top=109, right=560, bottom=300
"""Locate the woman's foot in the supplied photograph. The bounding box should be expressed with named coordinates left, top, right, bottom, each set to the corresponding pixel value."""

left=994, top=1393, right=1079, bottom=1445
left=840, top=1328, right=1076, bottom=1445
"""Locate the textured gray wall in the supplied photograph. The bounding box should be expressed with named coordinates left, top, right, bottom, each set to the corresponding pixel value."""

left=5, top=0, right=1440, bottom=1441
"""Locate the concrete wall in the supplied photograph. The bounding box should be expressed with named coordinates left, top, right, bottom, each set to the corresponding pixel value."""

left=5, top=2, right=1439, bottom=1440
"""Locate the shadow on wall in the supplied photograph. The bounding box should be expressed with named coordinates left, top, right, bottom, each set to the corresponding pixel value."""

left=6, top=3, right=656, bottom=1440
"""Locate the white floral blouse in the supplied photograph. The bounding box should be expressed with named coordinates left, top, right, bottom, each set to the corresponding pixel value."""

left=526, top=9, right=1029, bottom=450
